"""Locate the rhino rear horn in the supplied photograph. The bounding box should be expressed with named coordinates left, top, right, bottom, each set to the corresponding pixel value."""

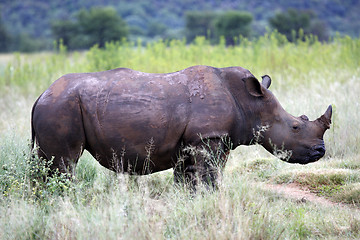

left=261, top=75, right=271, bottom=89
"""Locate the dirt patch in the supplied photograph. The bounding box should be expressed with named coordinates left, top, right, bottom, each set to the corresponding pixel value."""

left=265, top=183, right=341, bottom=207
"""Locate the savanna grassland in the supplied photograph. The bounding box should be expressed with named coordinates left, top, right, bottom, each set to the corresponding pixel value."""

left=1, top=34, right=360, bottom=239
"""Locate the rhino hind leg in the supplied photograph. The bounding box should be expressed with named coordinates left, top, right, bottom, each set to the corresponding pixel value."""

left=34, top=131, right=85, bottom=177
left=174, top=137, right=229, bottom=190
left=32, top=105, right=86, bottom=178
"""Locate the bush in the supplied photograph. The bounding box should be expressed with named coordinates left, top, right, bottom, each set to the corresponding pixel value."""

left=51, top=7, right=129, bottom=50
left=185, top=11, right=253, bottom=45
left=214, top=11, right=253, bottom=45
left=269, top=8, right=329, bottom=42
left=0, top=16, right=10, bottom=52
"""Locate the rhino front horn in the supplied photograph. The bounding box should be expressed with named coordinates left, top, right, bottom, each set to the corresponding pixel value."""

left=319, top=105, right=332, bottom=129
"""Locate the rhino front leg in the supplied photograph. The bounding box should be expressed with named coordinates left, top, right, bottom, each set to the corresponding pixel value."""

left=174, top=137, right=230, bottom=190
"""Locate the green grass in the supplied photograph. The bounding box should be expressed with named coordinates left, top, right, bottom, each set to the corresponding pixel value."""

left=1, top=33, right=360, bottom=239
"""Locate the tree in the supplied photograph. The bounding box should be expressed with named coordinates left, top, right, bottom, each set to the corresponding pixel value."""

left=185, top=11, right=253, bottom=45
left=147, top=21, right=167, bottom=38
left=0, top=16, right=10, bottom=52
left=51, top=20, right=78, bottom=49
left=309, top=20, right=329, bottom=41
left=185, top=11, right=218, bottom=43
left=214, top=11, right=253, bottom=45
left=269, top=8, right=328, bottom=41
left=51, top=7, right=128, bottom=49
left=76, top=7, right=128, bottom=48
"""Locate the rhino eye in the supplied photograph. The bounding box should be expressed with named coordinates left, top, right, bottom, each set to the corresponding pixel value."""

left=292, top=124, right=300, bottom=131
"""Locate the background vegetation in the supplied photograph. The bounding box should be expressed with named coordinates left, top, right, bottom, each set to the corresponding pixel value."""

left=269, top=8, right=329, bottom=42
left=0, top=33, right=360, bottom=239
left=51, top=7, right=128, bottom=50
left=1, top=0, right=360, bottom=51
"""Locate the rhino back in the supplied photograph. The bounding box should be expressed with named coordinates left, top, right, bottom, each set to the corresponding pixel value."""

left=34, top=66, right=245, bottom=173
left=73, top=68, right=192, bottom=171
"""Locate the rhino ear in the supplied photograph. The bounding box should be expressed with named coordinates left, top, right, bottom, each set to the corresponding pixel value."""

left=243, top=77, right=264, bottom=97
left=261, top=75, right=271, bottom=89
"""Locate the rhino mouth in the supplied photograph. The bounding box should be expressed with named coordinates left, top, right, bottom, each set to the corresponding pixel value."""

left=310, top=152, right=325, bottom=161
left=303, top=144, right=326, bottom=164
left=286, top=144, right=326, bottom=164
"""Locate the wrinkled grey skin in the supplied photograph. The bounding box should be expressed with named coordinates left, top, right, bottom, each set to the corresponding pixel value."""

left=31, top=65, right=332, bottom=187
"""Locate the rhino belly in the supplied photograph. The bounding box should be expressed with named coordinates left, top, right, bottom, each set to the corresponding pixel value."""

left=80, top=83, right=190, bottom=174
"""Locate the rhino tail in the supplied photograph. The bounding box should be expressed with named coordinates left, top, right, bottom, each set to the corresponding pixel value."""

left=30, top=94, right=42, bottom=151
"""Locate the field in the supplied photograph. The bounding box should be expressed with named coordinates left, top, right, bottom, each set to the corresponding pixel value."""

left=1, top=34, right=360, bottom=239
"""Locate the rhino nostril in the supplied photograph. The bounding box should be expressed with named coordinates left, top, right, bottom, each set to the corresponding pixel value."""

left=309, top=144, right=326, bottom=161
left=313, top=144, right=325, bottom=155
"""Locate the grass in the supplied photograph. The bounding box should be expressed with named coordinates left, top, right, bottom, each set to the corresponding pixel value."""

left=1, top=33, right=360, bottom=239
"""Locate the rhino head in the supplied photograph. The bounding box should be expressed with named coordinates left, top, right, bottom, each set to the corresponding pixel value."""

left=244, top=75, right=332, bottom=164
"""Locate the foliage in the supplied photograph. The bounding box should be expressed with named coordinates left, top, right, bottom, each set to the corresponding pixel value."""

left=52, top=7, right=128, bottom=50
left=185, top=11, right=218, bottom=43
left=147, top=21, right=167, bottom=38
left=10, top=34, right=45, bottom=53
left=0, top=16, right=10, bottom=52
left=185, top=11, right=253, bottom=45
left=214, top=11, right=253, bottom=45
left=0, top=15, right=46, bottom=52
left=1, top=0, right=360, bottom=52
left=269, top=8, right=329, bottom=41
left=51, top=20, right=78, bottom=49
left=0, top=133, right=74, bottom=202
left=2, top=32, right=359, bottom=94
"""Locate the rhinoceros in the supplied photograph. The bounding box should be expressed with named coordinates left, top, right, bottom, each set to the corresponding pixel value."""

left=31, top=65, right=332, bottom=186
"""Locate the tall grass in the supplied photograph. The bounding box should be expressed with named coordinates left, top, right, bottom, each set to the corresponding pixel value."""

left=1, top=33, right=360, bottom=239
left=1, top=33, right=359, bottom=94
